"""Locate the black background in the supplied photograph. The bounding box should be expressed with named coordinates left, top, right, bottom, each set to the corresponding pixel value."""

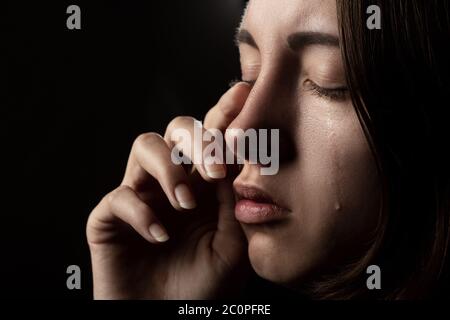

left=2, top=0, right=270, bottom=299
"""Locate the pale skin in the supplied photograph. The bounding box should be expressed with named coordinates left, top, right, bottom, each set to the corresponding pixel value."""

left=87, top=83, right=252, bottom=299
left=87, top=0, right=381, bottom=299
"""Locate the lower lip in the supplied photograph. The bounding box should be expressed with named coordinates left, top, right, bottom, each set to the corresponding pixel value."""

left=235, top=199, right=286, bottom=224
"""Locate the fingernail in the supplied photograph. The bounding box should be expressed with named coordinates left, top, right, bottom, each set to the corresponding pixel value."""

left=174, top=184, right=197, bottom=209
left=149, top=224, right=169, bottom=242
left=205, top=165, right=226, bottom=179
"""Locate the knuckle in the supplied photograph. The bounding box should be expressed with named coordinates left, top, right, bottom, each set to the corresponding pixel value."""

left=134, top=132, right=163, bottom=151
left=87, top=204, right=102, bottom=223
left=167, top=116, right=196, bottom=132
left=105, top=190, right=118, bottom=207
left=105, top=186, right=129, bottom=207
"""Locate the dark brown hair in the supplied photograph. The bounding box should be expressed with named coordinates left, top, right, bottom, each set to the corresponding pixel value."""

left=310, top=0, right=450, bottom=299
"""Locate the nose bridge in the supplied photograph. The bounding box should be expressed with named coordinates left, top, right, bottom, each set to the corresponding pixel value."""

left=231, top=82, right=270, bottom=130
left=226, top=56, right=297, bottom=166
left=230, top=58, right=294, bottom=131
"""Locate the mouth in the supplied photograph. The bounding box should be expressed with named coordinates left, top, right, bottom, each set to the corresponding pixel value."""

left=233, top=184, right=289, bottom=224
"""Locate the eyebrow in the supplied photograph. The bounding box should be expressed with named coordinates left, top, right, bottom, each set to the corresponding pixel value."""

left=235, top=29, right=340, bottom=51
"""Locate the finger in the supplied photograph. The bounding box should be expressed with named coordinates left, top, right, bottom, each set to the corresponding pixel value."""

left=204, top=82, right=251, bottom=131
left=122, top=133, right=197, bottom=211
left=90, top=186, right=169, bottom=244
left=164, top=116, right=227, bottom=181
left=212, top=178, right=246, bottom=266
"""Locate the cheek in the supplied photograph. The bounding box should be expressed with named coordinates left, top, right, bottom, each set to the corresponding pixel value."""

left=292, top=102, right=380, bottom=254
left=242, top=100, right=381, bottom=285
left=328, top=115, right=381, bottom=243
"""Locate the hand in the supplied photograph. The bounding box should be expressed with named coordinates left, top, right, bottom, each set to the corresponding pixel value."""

left=86, top=83, right=252, bottom=299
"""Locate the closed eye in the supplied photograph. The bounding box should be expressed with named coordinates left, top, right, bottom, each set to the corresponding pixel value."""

left=304, top=80, right=349, bottom=101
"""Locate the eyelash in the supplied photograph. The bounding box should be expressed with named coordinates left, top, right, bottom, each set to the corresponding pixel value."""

left=235, top=79, right=348, bottom=102
left=304, top=80, right=349, bottom=101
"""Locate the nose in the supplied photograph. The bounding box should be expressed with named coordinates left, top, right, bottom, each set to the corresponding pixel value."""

left=225, top=74, right=296, bottom=169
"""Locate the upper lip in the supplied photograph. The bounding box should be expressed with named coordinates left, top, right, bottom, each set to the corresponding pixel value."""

left=233, top=183, right=287, bottom=209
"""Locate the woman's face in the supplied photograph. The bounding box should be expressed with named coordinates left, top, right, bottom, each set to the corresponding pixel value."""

left=231, top=0, right=381, bottom=286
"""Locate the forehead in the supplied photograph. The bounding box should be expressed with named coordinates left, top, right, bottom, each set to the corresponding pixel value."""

left=242, top=0, right=339, bottom=37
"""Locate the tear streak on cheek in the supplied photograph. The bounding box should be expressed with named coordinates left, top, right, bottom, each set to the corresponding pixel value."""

left=326, top=111, right=343, bottom=213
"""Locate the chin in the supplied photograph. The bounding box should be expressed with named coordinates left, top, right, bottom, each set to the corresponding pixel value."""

left=245, top=226, right=316, bottom=286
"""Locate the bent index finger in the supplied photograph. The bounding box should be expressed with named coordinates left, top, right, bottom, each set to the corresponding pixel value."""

left=122, top=133, right=196, bottom=211
left=164, top=116, right=227, bottom=181
left=204, top=82, right=251, bottom=131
